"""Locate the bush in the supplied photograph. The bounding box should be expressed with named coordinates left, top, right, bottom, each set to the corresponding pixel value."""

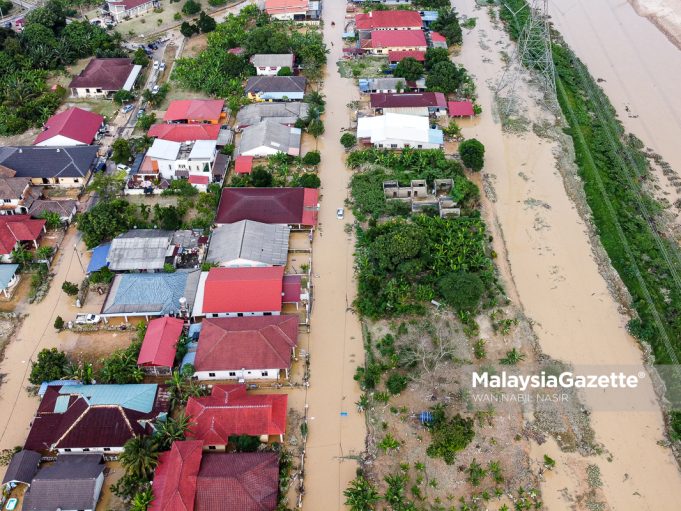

left=302, top=151, right=321, bottom=165
left=163, top=263, right=176, bottom=273
left=340, top=132, right=357, bottom=149
left=89, top=267, right=115, bottom=284
left=393, top=57, right=424, bottom=82
left=277, top=66, right=293, bottom=76
left=53, top=316, right=64, bottom=331
left=296, top=173, right=321, bottom=188
left=113, top=89, right=135, bottom=105
left=386, top=372, right=408, bottom=395
left=182, top=0, right=201, bottom=15
left=229, top=434, right=260, bottom=452
left=197, top=11, right=216, bottom=33
left=426, top=412, right=474, bottom=464
left=250, top=166, right=273, bottom=187
left=137, top=112, right=156, bottom=131
left=459, top=138, right=485, bottom=171
left=437, top=272, right=484, bottom=311
left=180, top=21, right=198, bottom=37
left=61, top=281, right=79, bottom=296
left=29, top=348, right=69, bottom=385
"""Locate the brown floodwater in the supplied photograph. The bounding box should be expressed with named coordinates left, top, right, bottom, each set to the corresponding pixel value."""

left=300, top=1, right=366, bottom=509
left=455, top=0, right=681, bottom=508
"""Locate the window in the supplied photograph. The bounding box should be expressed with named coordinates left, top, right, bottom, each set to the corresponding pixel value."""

left=103, top=448, right=111, bottom=452
left=264, top=312, right=272, bottom=316
left=83, top=448, right=90, bottom=452
left=391, top=144, right=398, bottom=148
left=417, top=144, right=423, bottom=149
left=74, top=179, right=80, bottom=183
left=261, top=371, right=269, bottom=377
left=209, top=372, right=216, bottom=377
left=237, top=313, right=244, bottom=317
left=208, top=446, right=217, bottom=450
left=229, top=371, right=236, bottom=376
left=64, top=448, right=72, bottom=452
left=3, top=199, right=10, bottom=203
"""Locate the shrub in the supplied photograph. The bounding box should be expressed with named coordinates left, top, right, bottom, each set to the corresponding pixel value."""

left=426, top=412, right=474, bottom=464
left=53, top=316, right=64, bottom=331
left=250, top=166, right=273, bottom=187
left=197, top=11, right=216, bottom=33
left=229, top=434, right=260, bottom=452
left=302, top=151, right=321, bottom=166
left=61, top=281, right=79, bottom=296
left=182, top=0, right=201, bottom=15
left=340, top=132, right=356, bottom=149
left=393, top=57, right=424, bottom=81
left=459, top=138, right=485, bottom=171
left=437, top=272, right=484, bottom=311
left=296, top=173, right=321, bottom=188
left=29, top=348, right=69, bottom=385
left=277, top=66, right=293, bottom=76
left=386, top=372, right=408, bottom=395
left=163, top=263, right=176, bottom=273
left=89, top=267, right=115, bottom=284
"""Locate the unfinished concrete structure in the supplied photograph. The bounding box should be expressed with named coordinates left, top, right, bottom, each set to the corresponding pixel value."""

left=382, top=178, right=460, bottom=217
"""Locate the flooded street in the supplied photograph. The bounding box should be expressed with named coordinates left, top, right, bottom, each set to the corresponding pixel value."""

left=301, top=1, right=366, bottom=509
left=456, top=0, right=681, bottom=508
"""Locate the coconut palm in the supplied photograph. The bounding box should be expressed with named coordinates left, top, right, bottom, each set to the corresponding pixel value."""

left=130, top=487, right=154, bottom=511
left=154, top=412, right=193, bottom=450
left=343, top=475, right=380, bottom=511
left=119, top=435, right=159, bottom=480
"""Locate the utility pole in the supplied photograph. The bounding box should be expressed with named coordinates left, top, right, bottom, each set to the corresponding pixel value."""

left=496, top=0, right=558, bottom=117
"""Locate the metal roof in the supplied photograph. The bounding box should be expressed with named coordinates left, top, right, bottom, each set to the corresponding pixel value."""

left=238, top=120, right=301, bottom=157
left=107, top=229, right=173, bottom=271
left=250, top=54, right=294, bottom=68
left=147, top=139, right=181, bottom=160
left=101, top=269, right=200, bottom=317
left=206, top=221, right=290, bottom=266
left=0, top=264, right=18, bottom=290
left=2, top=450, right=41, bottom=486
left=58, top=384, right=159, bottom=413
left=87, top=243, right=110, bottom=273
left=236, top=102, right=309, bottom=128
left=0, top=146, right=98, bottom=179
left=188, top=139, right=217, bottom=160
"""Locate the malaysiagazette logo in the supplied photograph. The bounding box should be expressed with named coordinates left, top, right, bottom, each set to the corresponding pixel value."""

left=472, top=370, right=644, bottom=392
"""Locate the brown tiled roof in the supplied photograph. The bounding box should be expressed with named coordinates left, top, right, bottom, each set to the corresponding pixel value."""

left=216, top=187, right=317, bottom=225
left=69, top=58, right=135, bottom=91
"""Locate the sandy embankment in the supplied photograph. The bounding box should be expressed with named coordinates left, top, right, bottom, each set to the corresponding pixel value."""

left=456, top=0, right=681, bottom=509
left=629, top=0, right=681, bottom=51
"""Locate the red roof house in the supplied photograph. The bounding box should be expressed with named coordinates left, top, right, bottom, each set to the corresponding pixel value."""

left=188, top=175, right=210, bottom=186
left=148, top=123, right=221, bottom=142
left=448, top=100, right=475, bottom=117
left=367, top=30, right=428, bottom=52
left=215, top=187, right=319, bottom=226
left=151, top=441, right=279, bottom=511
left=34, top=108, right=104, bottom=147
left=199, top=267, right=285, bottom=316
left=0, top=215, right=46, bottom=257
left=355, top=10, right=423, bottom=31
left=186, top=385, right=288, bottom=444
left=163, top=99, right=225, bottom=124
left=265, top=0, right=308, bottom=19
left=137, top=317, right=185, bottom=375
left=193, top=315, right=298, bottom=380
left=234, top=155, right=254, bottom=174
left=388, top=50, right=426, bottom=63
left=430, top=31, right=448, bottom=48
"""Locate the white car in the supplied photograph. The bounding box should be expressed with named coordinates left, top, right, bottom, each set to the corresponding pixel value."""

left=151, top=85, right=160, bottom=95
left=159, top=61, right=166, bottom=71
left=75, top=314, right=101, bottom=325
left=337, top=208, right=344, bottom=220
left=116, top=163, right=131, bottom=173
left=153, top=60, right=160, bottom=70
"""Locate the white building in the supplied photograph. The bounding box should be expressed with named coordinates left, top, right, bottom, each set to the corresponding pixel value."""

left=250, top=54, right=295, bottom=76
left=356, top=113, right=444, bottom=149
left=143, top=138, right=218, bottom=184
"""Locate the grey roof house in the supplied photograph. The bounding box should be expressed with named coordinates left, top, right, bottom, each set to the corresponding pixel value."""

left=101, top=269, right=201, bottom=320
left=236, top=102, right=309, bottom=130
left=0, top=146, right=99, bottom=187
left=245, top=76, right=307, bottom=101
left=107, top=229, right=175, bottom=272
left=251, top=53, right=295, bottom=76
left=206, top=221, right=291, bottom=267
left=2, top=450, right=41, bottom=487
left=238, top=120, right=302, bottom=157
left=22, top=454, right=105, bottom=511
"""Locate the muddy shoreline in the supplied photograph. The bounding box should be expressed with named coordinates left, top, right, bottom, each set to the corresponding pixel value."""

left=628, top=0, right=681, bottom=52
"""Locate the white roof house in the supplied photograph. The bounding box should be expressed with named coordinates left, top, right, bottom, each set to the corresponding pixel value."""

left=238, top=120, right=302, bottom=157
left=147, top=139, right=181, bottom=161
left=188, top=140, right=218, bottom=160
left=251, top=54, right=295, bottom=76
left=206, top=221, right=291, bottom=267
left=356, top=113, right=444, bottom=149
left=142, top=139, right=218, bottom=187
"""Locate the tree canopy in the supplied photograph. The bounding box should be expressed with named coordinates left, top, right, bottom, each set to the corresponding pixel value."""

left=29, top=348, right=69, bottom=385
left=425, top=60, right=464, bottom=94
left=431, top=8, right=463, bottom=46
left=394, top=57, right=424, bottom=81
left=459, top=138, right=485, bottom=171
left=425, top=47, right=450, bottom=71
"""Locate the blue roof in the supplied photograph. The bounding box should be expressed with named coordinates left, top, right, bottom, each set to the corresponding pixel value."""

left=420, top=11, right=438, bottom=22
left=0, top=264, right=18, bottom=290
left=87, top=243, right=110, bottom=273
left=58, top=384, right=158, bottom=413
left=38, top=380, right=81, bottom=397
left=102, top=269, right=200, bottom=317
left=187, top=323, right=202, bottom=339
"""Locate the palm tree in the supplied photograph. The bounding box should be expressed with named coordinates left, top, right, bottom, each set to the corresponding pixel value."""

left=500, top=348, right=525, bottom=365
left=119, top=435, right=159, bottom=480
left=343, top=476, right=380, bottom=511
left=154, top=412, right=193, bottom=450
left=130, top=487, right=154, bottom=511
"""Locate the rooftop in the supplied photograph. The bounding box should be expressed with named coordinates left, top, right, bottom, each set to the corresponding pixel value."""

left=186, top=385, right=287, bottom=442
left=236, top=102, right=309, bottom=128
left=101, top=269, right=200, bottom=317
left=163, top=99, right=225, bottom=122
left=34, top=107, right=104, bottom=146
left=238, top=120, right=301, bottom=157
left=148, top=123, right=222, bottom=142
left=195, top=315, right=298, bottom=372
left=2, top=449, right=41, bottom=486
left=245, top=76, right=307, bottom=94
left=355, top=10, right=423, bottom=30
left=357, top=112, right=443, bottom=145
left=448, top=100, right=475, bottom=117
left=388, top=50, right=426, bottom=62
left=265, top=0, right=308, bottom=15
left=370, top=92, right=447, bottom=109
left=0, top=215, right=46, bottom=255
left=137, top=316, right=185, bottom=368
left=200, top=266, right=285, bottom=315
left=369, top=30, right=427, bottom=49
left=107, top=229, right=174, bottom=271
left=206, top=220, right=290, bottom=266
left=250, top=54, right=295, bottom=68
left=215, top=187, right=318, bottom=225
left=69, top=58, right=139, bottom=91
left=234, top=155, right=253, bottom=174
left=0, top=264, right=19, bottom=290
left=0, top=145, right=98, bottom=180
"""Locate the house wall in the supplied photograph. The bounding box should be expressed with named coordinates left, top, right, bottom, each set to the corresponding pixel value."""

left=248, top=92, right=305, bottom=102
left=219, top=258, right=271, bottom=268
left=71, top=87, right=115, bottom=99
left=194, top=367, right=281, bottom=381
left=35, top=134, right=86, bottom=147
left=239, top=145, right=283, bottom=158
left=109, top=1, right=155, bottom=22
left=58, top=446, right=124, bottom=454
left=370, top=44, right=427, bottom=55
left=153, top=156, right=215, bottom=181
left=256, top=66, right=284, bottom=76
left=203, top=310, right=281, bottom=318
left=28, top=174, right=88, bottom=188
left=92, top=472, right=105, bottom=510
left=373, top=138, right=440, bottom=150
left=270, top=11, right=307, bottom=21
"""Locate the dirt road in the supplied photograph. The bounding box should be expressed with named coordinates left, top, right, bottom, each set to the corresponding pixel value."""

left=456, top=1, right=681, bottom=509
left=0, top=227, right=93, bottom=454
left=301, top=3, right=366, bottom=510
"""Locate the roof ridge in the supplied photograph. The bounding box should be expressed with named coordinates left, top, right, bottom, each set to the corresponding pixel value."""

left=257, top=327, right=289, bottom=365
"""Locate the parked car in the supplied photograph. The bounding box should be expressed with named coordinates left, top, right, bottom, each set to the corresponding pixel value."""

left=151, top=85, right=160, bottom=95
left=153, top=60, right=160, bottom=70
left=75, top=314, right=101, bottom=325
left=336, top=208, right=344, bottom=220
left=137, top=108, right=145, bottom=118
left=122, top=104, right=134, bottom=114
left=116, top=163, right=131, bottom=173
left=159, top=61, right=166, bottom=71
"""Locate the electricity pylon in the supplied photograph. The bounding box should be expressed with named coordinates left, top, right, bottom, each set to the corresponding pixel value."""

left=496, top=0, right=558, bottom=116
